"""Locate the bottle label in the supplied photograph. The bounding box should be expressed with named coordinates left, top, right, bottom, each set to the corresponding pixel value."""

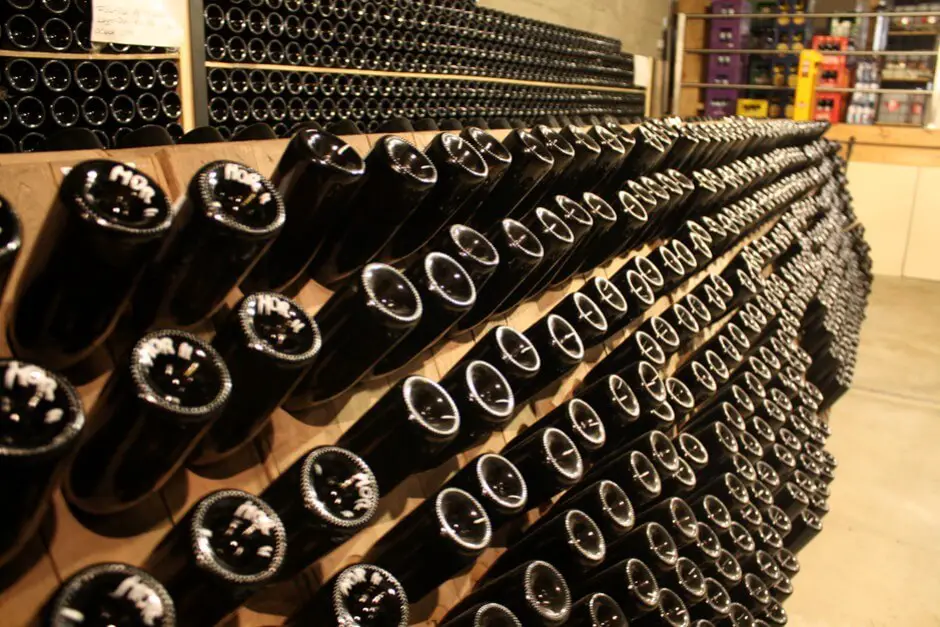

left=109, top=575, right=165, bottom=626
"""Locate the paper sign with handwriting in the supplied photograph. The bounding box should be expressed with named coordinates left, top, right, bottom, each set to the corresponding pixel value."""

left=91, top=0, right=185, bottom=48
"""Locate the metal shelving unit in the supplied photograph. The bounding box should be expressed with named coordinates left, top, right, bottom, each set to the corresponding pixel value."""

left=672, top=9, right=940, bottom=125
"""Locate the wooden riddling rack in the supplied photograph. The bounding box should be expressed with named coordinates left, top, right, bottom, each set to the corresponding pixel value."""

left=0, top=127, right=782, bottom=626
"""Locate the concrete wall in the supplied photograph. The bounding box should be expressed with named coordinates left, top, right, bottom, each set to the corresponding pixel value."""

left=476, top=0, right=669, bottom=57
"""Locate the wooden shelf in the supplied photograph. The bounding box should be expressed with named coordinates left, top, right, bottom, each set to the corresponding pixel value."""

left=0, top=49, right=180, bottom=61
left=202, top=61, right=646, bottom=94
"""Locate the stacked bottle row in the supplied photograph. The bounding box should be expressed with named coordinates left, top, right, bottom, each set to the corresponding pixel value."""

left=205, top=68, right=644, bottom=137
left=202, top=0, right=632, bottom=87
left=2, top=0, right=176, bottom=53
left=0, top=58, right=184, bottom=152
left=0, top=118, right=865, bottom=626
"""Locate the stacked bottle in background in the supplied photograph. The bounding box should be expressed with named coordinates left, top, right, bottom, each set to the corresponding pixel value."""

left=1, top=0, right=183, bottom=152
left=7, top=115, right=871, bottom=626
left=202, top=0, right=642, bottom=136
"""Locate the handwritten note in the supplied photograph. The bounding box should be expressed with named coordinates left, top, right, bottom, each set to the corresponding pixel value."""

left=91, top=0, right=185, bottom=48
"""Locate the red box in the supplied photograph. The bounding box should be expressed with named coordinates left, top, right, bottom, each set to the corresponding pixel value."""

left=813, top=92, right=846, bottom=123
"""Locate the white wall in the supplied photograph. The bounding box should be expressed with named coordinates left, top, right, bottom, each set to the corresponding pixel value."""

left=476, top=0, right=669, bottom=57
left=846, top=161, right=940, bottom=281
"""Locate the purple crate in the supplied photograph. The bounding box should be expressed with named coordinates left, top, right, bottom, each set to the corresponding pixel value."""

left=708, top=19, right=749, bottom=49
left=711, top=0, right=752, bottom=14
left=704, top=89, right=738, bottom=118
left=707, top=54, right=747, bottom=84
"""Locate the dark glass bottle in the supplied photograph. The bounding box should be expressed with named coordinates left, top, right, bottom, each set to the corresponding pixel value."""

left=286, top=563, right=409, bottom=627
left=572, top=193, right=619, bottom=274
left=146, top=489, right=287, bottom=626
left=631, top=588, right=691, bottom=627
left=586, top=125, right=628, bottom=193
left=10, top=160, right=173, bottom=371
left=339, top=375, right=459, bottom=492
left=585, top=328, right=665, bottom=385
left=441, top=603, right=522, bottom=627
left=262, top=446, right=380, bottom=579
left=534, top=398, right=606, bottom=459
left=433, top=224, right=500, bottom=292
left=244, top=129, right=365, bottom=291
left=286, top=263, right=423, bottom=409
left=636, top=497, right=700, bottom=548
left=551, top=479, right=635, bottom=539
left=496, top=208, right=574, bottom=314
left=663, top=302, right=702, bottom=349
left=674, top=359, right=717, bottom=410
left=382, top=132, right=489, bottom=260
left=567, top=593, right=629, bottom=627
left=786, top=509, right=823, bottom=553
left=609, top=193, right=652, bottom=260
left=661, top=557, right=707, bottom=609
left=689, top=578, right=732, bottom=623
left=681, top=521, right=724, bottom=567
left=372, top=252, right=476, bottom=376
left=0, top=196, right=22, bottom=303
left=579, top=558, right=660, bottom=620
left=445, top=453, right=528, bottom=526
left=438, top=360, right=515, bottom=455
left=0, top=360, right=83, bottom=568
left=694, top=473, right=751, bottom=516
left=310, top=136, right=438, bottom=286
left=579, top=277, right=629, bottom=334
left=587, top=450, right=663, bottom=508
left=728, top=573, right=771, bottom=615
left=557, top=125, right=602, bottom=195
left=65, top=330, right=232, bottom=514
left=457, top=325, right=541, bottom=392
left=550, top=292, right=608, bottom=349
left=575, top=374, right=641, bottom=446
left=689, top=421, right=740, bottom=465
left=539, top=197, right=595, bottom=291
left=44, top=563, right=176, bottom=627
left=369, top=487, right=492, bottom=603
left=454, top=126, right=514, bottom=225
left=484, top=509, right=606, bottom=581
left=447, top=560, right=572, bottom=627
left=191, top=293, right=321, bottom=465
left=455, top=218, right=544, bottom=332
left=527, top=125, right=576, bottom=210
left=138, top=161, right=286, bottom=327
left=606, top=522, right=679, bottom=574
left=470, top=129, right=555, bottom=232
left=700, top=549, right=743, bottom=591
left=503, top=427, right=583, bottom=509
left=516, top=314, right=584, bottom=404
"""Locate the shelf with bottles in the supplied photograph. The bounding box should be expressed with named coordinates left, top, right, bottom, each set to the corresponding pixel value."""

left=202, top=64, right=647, bottom=139
left=0, top=117, right=851, bottom=625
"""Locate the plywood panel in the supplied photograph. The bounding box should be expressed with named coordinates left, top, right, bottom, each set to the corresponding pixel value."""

left=903, top=166, right=940, bottom=281
left=845, top=161, right=918, bottom=277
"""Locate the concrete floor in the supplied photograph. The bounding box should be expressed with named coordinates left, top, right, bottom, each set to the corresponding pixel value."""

left=786, top=276, right=940, bottom=626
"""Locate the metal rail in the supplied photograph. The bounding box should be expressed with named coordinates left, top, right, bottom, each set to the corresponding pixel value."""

left=684, top=11, right=940, bottom=19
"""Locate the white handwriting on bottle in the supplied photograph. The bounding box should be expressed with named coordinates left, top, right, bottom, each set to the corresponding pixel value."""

left=233, top=501, right=275, bottom=536
left=3, top=362, right=63, bottom=425
left=110, top=576, right=164, bottom=626
left=223, top=163, right=272, bottom=205
left=256, top=294, right=307, bottom=334
left=108, top=165, right=156, bottom=206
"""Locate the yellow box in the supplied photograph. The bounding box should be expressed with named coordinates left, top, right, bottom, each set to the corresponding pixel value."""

left=793, top=49, right=823, bottom=121
left=737, top=98, right=770, bottom=118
